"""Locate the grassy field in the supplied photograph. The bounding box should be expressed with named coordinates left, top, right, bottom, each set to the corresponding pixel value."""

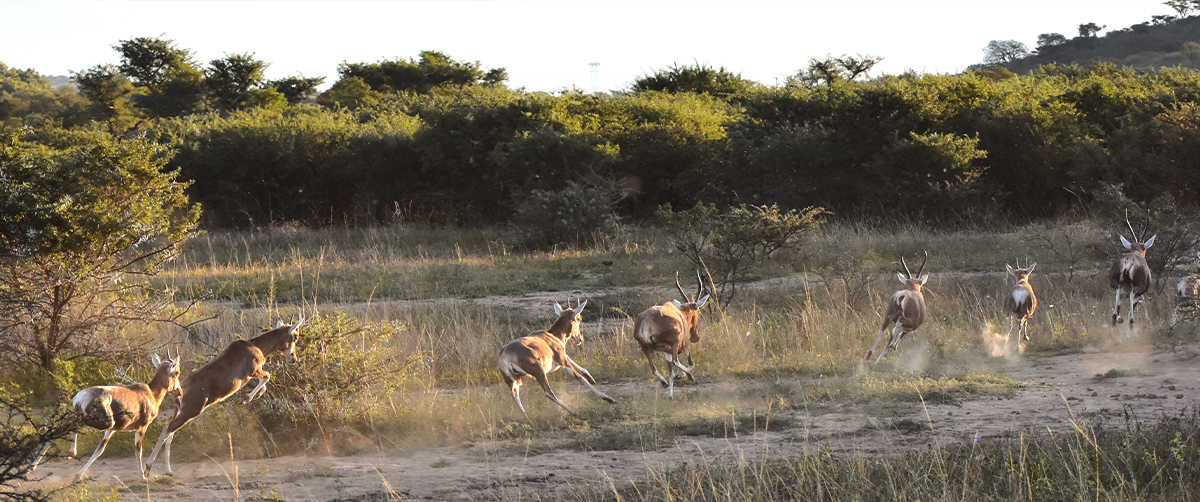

left=41, top=219, right=1200, bottom=501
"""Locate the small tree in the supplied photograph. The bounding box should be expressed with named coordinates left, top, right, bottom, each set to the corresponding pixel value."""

left=789, top=54, right=883, bottom=87
left=0, top=131, right=201, bottom=373
left=982, top=40, right=1030, bottom=65
left=1182, top=42, right=1200, bottom=66
left=1078, top=22, right=1106, bottom=38
left=633, top=63, right=757, bottom=96
left=658, top=203, right=827, bottom=305
left=1036, top=33, right=1068, bottom=48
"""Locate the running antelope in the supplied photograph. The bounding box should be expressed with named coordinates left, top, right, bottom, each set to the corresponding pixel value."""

left=143, top=318, right=302, bottom=477
left=1174, top=252, right=1200, bottom=322
left=498, top=300, right=615, bottom=423
left=1109, top=234, right=1155, bottom=330
left=867, top=251, right=929, bottom=364
left=632, top=271, right=711, bottom=398
left=1003, top=263, right=1037, bottom=350
left=69, top=353, right=181, bottom=481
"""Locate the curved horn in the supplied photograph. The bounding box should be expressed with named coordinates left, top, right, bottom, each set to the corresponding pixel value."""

left=900, top=255, right=913, bottom=278
left=290, top=315, right=305, bottom=333
left=675, top=271, right=690, bottom=301
left=695, top=269, right=704, bottom=299
left=917, top=250, right=929, bottom=277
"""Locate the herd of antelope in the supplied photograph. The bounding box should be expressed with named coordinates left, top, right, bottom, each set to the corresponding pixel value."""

left=45, top=229, right=1200, bottom=481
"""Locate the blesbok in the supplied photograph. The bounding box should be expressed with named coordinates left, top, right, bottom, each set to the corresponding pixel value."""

left=1109, top=233, right=1156, bottom=330
left=1002, top=262, right=1038, bottom=350
left=498, top=300, right=615, bottom=423
left=143, top=318, right=303, bottom=477
left=1174, top=252, right=1200, bottom=322
left=69, top=352, right=181, bottom=481
left=632, top=271, right=711, bottom=398
left=866, top=251, right=929, bottom=364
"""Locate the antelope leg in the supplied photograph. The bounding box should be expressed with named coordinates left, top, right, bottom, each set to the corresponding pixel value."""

left=76, top=430, right=115, bottom=481
left=566, top=357, right=616, bottom=404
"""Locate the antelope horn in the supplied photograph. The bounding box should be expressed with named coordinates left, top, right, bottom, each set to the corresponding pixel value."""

left=917, top=250, right=929, bottom=277
left=900, top=255, right=913, bottom=278
left=290, top=315, right=305, bottom=333
left=675, top=272, right=690, bottom=301
left=695, top=269, right=704, bottom=299
left=1125, top=209, right=1138, bottom=243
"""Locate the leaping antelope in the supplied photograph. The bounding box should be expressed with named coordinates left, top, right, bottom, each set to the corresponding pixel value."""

left=1002, top=262, right=1038, bottom=350
left=143, top=318, right=303, bottom=478
left=1109, top=233, right=1155, bottom=330
left=68, top=352, right=181, bottom=481
left=632, top=271, right=711, bottom=398
left=1174, top=252, right=1200, bottom=323
left=498, top=300, right=615, bottom=423
left=867, top=251, right=929, bottom=364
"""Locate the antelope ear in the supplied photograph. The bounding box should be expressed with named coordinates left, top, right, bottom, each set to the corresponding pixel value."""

left=574, top=300, right=587, bottom=317
left=673, top=300, right=683, bottom=309
left=1005, top=264, right=1015, bottom=275
left=1120, top=235, right=1133, bottom=250
left=696, top=295, right=710, bottom=309
left=1027, top=263, right=1036, bottom=274
left=553, top=301, right=563, bottom=315
left=918, top=273, right=929, bottom=285
left=897, top=272, right=907, bottom=284
left=1145, top=235, right=1157, bottom=248
left=151, top=353, right=162, bottom=367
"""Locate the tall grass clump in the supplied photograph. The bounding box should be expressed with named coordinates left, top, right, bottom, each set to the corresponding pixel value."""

left=569, top=412, right=1200, bottom=502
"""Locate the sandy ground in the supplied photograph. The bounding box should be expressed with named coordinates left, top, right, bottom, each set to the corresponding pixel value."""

left=25, top=338, right=1200, bottom=502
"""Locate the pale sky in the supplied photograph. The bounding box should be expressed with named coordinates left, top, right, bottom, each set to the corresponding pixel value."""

left=0, top=1, right=1171, bottom=92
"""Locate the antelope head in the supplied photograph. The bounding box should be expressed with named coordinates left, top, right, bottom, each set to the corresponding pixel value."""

left=151, top=350, right=183, bottom=398
left=1006, top=262, right=1036, bottom=284
left=281, top=316, right=304, bottom=364
left=672, top=271, right=711, bottom=343
left=552, top=300, right=588, bottom=345
left=1119, top=234, right=1156, bottom=257
left=896, top=250, right=930, bottom=292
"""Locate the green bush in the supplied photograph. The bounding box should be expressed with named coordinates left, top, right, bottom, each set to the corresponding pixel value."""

left=509, top=179, right=622, bottom=249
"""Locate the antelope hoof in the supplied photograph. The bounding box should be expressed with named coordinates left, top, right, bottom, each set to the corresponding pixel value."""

left=659, top=380, right=669, bottom=388
left=603, top=396, right=616, bottom=404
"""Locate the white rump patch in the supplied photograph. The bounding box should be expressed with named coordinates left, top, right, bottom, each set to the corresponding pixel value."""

left=1012, top=290, right=1029, bottom=307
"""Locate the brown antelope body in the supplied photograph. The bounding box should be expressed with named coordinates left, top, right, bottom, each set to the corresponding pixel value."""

left=68, top=353, right=181, bottom=481
left=1002, top=263, right=1037, bottom=349
left=498, top=301, right=614, bottom=423
left=1174, top=252, right=1200, bottom=322
left=1109, top=234, right=1155, bottom=330
left=143, top=319, right=302, bottom=477
left=867, top=252, right=929, bottom=365
left=632, top=272, right=710, bottom=398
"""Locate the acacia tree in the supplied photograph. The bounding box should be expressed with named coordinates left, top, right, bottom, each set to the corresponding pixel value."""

left=0, top=132, right=200, bottom=372
left=982, top=40, right=1030, bottom=65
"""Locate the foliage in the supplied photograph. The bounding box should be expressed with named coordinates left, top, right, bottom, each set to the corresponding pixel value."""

left=114, top=36, right=204, bottom=118
left=1037, top=33, right=1068, bottom=48
left=0, top=63, right=91, bottom=133
left=0, top=131, right=200, bottom=370
left=332, top=50, right=504, bottom=95
left=204, top=53, right=270, bottom=111
left=510, top=178, right=623, bottom=249
left=247, top=313, right=430, bottom=443
left=789, top=54, right=882, bottom=87
left=657, top=202, right=827, bottom=304
left=982, top=40, right=1030, bottom=65
left=633, top=63, right=757, bottom=96
left=265, top=76, right=325, bottom=104
left=0, top=401, right=80, bottom=502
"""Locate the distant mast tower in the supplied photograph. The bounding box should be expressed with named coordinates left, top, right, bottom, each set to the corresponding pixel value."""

left=589, top=62, right=600, bottom=93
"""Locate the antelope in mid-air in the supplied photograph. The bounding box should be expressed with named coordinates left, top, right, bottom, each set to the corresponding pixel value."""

left=143, top=318, right=303, bottom=478
left=68, top=352, right=181, bottom=481
left=1174, top=252, right=1200, bottom=323
left=867, top=251, right=929, bottom=364
left=632, top=271, right=711, bottom=398
left=1002, top=262, right=1037, bottom=350
left=498, top=300, right=615, bottom=423
left=1109, top=232, right=1155, bottom=330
